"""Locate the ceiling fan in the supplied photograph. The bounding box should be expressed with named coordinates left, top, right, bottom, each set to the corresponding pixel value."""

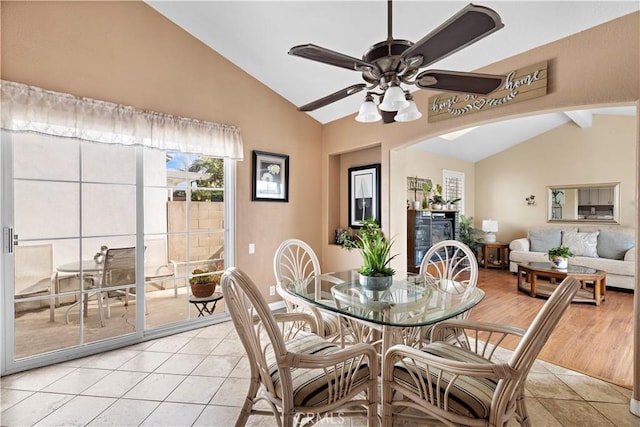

left=289, top=1, right=506, bottom=123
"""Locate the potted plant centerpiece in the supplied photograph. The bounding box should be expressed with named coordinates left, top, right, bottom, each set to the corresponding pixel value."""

left=548, top=246, right=574, bottom=269
left=357, top=218, right=398, bottom=291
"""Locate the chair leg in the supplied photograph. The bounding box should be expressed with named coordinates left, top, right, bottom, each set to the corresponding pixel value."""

left=96, top=291, right=105, bottom=327
left=515, top=387, right=530, bottom=426
left=235, top=377, right=260, bottom=427
left=83, top=293, right=89, bottom=317
left=381, top=379, right=393, bottom=427
left=368, top=387, right=378, bottom=427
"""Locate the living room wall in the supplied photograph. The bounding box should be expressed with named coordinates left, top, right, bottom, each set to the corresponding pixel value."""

left=0, top=0, right=323, bottom=302
left=475, top=113, right=637, bottom=243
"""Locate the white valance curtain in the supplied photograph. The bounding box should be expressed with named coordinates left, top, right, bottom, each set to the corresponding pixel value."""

left=1, top=80, right=244, bottom=160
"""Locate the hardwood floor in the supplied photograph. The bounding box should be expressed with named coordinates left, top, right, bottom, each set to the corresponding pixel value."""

left=471, top=268, right=634, bottom=389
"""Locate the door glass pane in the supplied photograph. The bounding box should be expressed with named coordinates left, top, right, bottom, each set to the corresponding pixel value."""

left=82, top=183, right=136, bottom=236
left=14, top=180, right=79, bottom=239
left=13, top=133, right=79, bottom=181
left=83, top=142, right=135, bottom=184
left=15, top=238, right=81, bottom=359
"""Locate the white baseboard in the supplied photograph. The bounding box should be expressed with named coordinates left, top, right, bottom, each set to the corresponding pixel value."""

left=268, top=300, right=286, bottom=312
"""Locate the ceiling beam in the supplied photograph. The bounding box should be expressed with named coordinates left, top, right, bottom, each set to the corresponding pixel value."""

left=564, top=110, right=593, bottom=128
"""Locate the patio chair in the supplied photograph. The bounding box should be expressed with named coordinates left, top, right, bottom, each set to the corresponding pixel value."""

left=419, top=239, right=478, bottom=346
left=14, top=243, right=53, bottom=297
left=221, top=267, right=378, bottom=427
left=144, top=238, right=176, bottom=296
left=382, top=276, right=581, bottom=427
left=273, top=239, right=341, bottom=342
left=65, top=247, right=136, bottom=327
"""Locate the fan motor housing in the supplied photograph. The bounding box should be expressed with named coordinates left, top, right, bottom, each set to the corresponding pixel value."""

left=362, top=39, right=413, bottom=84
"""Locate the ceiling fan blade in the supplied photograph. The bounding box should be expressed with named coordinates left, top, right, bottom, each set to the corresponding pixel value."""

left=415, top=70, right=504, bottom=94
left=289, top=44, right=375, bottom=71
left=402, top=4, right=504, bottom=69
left=298, top=84, right=366, bottom=112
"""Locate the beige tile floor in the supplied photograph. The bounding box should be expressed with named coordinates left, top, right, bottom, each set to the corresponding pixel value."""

left=1, top=319, right=638, bottom=427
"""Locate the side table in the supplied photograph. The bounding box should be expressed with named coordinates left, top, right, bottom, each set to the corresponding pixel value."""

left=480, top=242, right=509, bottom=269
left=189, top=292, right=223, bottom=317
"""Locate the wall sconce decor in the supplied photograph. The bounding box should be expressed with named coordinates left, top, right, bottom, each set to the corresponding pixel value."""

left=526, top=195, right=536, bottom=205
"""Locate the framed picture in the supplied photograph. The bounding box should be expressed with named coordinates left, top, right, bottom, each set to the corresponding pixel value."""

left=252, top=150, right=289, bottom=202
left=348, top=163, right=381, bottom=228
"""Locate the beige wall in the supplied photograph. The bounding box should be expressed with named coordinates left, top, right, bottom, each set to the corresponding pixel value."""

left=1, top=0, right=323, bottom=301
left=476, top=114, right=637, bottom=243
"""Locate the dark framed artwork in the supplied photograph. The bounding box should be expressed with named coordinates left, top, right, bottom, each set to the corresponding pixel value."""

left=252, top=151, right=289, bottom=202
left=348, top=163, right=381, bottom=228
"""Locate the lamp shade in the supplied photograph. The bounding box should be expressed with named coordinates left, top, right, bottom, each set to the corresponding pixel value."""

left=481, top=220, right=499, bottom=233
left=355, top=99, right=382, bottom=123
left=395, top=100, right=422, bottom=122
left=379, top=85, right=409, bottom=111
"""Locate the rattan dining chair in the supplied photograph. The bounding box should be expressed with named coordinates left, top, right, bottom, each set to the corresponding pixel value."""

left=221, top=267, right=378, bottom=427
left=419, top=239, right=479, bottom=346
left=382, top=276, right=581, bottom=427
left=273, top=239, right=341, bottom=342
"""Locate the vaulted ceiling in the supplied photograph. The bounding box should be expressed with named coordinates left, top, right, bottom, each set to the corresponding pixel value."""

left=146, top=1, right=638, bottom=161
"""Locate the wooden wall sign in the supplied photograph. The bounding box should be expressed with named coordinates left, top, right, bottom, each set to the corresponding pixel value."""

left=427, top=61, right=548, bottom=122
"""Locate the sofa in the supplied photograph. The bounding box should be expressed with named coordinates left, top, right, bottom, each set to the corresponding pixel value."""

left=509, top=225, right=635, bottom=291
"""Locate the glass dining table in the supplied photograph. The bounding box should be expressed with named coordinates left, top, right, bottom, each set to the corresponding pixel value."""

left=283, top=269, right=484, bottom=355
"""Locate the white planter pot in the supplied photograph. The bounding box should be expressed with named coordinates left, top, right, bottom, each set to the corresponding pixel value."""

left=413, top=201, right=421, bottom=210
left=550, top=256, right=568, bottom=269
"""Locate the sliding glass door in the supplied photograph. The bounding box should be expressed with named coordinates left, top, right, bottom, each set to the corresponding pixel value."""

left=2, top=131, right=232, bottom=375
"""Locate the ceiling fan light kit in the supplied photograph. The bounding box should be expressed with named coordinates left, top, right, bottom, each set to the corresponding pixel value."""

left=379, top=84, right=410, bottom=111
left=395, top=94, right=423, bottom=122
left=355, top=94, right=383, bottom=123
left=289, top=1, right=506, bottom=124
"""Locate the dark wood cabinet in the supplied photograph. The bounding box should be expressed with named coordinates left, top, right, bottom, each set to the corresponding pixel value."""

left=407, top=210, right=459, bottom=273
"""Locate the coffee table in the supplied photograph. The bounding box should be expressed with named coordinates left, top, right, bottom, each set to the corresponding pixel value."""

left=517, top=262, right=606, bottom=305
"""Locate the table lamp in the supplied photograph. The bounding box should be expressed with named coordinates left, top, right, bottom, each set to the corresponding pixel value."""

left=482, top=219, right=498, bottom=243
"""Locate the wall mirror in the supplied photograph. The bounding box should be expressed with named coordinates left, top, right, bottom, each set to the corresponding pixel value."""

left=547, top=183, right=620, bottom=224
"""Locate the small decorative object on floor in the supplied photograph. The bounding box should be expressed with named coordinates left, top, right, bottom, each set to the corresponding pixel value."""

left=357, top=218, right=397, bottom=291
left=548, top=246, right=574, bottom=269
left=190, top=269, right=222, bottom=298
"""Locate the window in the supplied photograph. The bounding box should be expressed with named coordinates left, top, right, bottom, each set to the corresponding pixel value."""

left=442, top=169, right=465, bottom=214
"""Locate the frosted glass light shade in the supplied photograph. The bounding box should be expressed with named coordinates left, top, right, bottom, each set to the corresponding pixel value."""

left=355, top=99, right=382, bottom=123
left=379, top=86, right=409, bottom=111
left=395, top=100, right=422, bottom=122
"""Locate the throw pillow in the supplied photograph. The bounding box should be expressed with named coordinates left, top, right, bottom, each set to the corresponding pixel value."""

left=597, top=230, right=635, bottom=260
left=562, top=231, right=599, bottom=258
left=529, top=228, right=562, bottom=253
